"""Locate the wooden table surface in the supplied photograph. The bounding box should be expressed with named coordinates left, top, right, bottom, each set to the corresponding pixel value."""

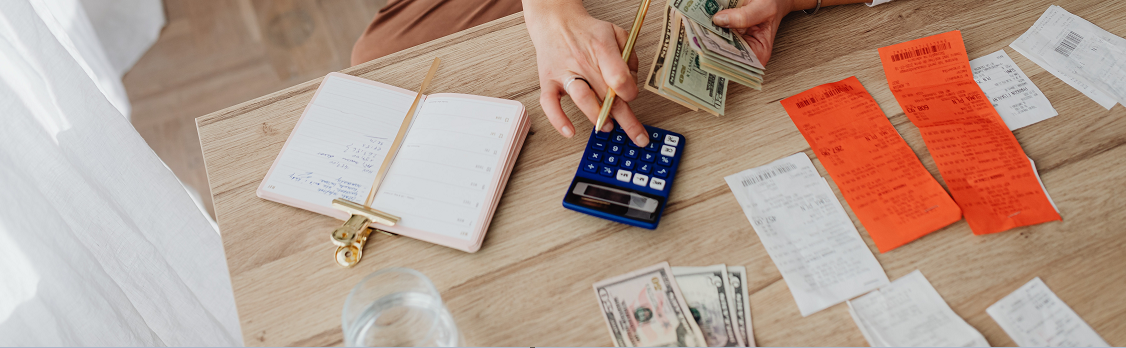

left=197, top=0, right=1126, bottom=346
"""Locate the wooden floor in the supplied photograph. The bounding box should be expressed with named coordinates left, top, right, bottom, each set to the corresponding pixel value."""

left=125, top=0, right=386, bottom=218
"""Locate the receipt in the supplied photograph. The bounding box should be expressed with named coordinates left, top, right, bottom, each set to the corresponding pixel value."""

left=987, top=277, right=1108, bottom=347
left=1010, top=5, right=1126, bottom=109
left=725, top=153, right=889, bottom=317
left=848, top=270, right=989, bottom=347
left=781, top=76, right=962, bottom=253
left=971, top=50, right=1059, bottom=130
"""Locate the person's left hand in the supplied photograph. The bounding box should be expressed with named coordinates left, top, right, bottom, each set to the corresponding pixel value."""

left=712, top=0, right=795, bottom=66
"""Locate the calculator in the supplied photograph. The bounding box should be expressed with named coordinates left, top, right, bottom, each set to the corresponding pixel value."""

left=562, top=123, right=684, bottom=229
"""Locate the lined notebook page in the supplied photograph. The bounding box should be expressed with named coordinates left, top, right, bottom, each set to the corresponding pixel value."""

left=371, top=95, right=519, bottom=240
left=259, top=76, right=412, bottom=213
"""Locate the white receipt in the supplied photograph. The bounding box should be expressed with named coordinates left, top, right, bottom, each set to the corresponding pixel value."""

left=724, top=153, right=889, bottom=317
left=1010, top=5, right=1126, bottom=110
left=848, top=270, right=990, bottom=347
left=987, top=277, right=1109, bottom=347
left=971, top=50, right=1058, bottom=130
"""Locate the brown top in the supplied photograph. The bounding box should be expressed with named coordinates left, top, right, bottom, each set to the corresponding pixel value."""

left=198, top=0, right=1126, bottom=346
left=351, top=0, right=522, bottom=65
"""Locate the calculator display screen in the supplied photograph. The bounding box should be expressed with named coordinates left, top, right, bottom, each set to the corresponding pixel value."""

left=583, top=185, right=631, bottom=205
left=565, top=177, right=664, bottom=223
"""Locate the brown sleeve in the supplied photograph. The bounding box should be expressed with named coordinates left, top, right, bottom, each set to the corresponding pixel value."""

left=351, top=0, right=522, bottom=65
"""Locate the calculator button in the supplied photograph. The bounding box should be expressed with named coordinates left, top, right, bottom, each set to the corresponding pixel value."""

left=587, top=152, right=602, bottom=162
left=664, top=134, right=680, bottom=146
left=582, top=162, right=597, bottom=173
left=654, top=167, right=669, bottom=178
left=611, top=134, right=626, bottom=144
left=649, top=131, right=662, bottom=141
left=645, top=142, right=658, bottom=151
left=622, top=159, right=635, bottom=170
left=641, top=152, right=656, bottom=162
left=658, top=156, right=672, bottom=166
left=594, top=131, right=609, bottom=140
left=600, top=166, right=615, bottom=177
left=661, top=145, right=677, bottom=157
left=609, top=145, right=622, bottom=155
left=633, top=173, right=649, bottom=186
left=637, top=163, right=652, bottom=174
left=625, top=148, right=638, bottom=158
left=649, top=177, right=666, bottom=191
left=605, top=155, right=618, bottom=165
left=616, top=169, right=632, bottom=182
left=592, top=141, right=606, bottom=151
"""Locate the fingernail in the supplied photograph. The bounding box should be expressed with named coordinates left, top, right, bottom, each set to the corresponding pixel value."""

left=562, top=125, right=574, bottom=138
left=634, top=134, right=649, bottom=147
left=601, top=123, right=614, bottom=133
left=713, top=14, right=729, bottom=26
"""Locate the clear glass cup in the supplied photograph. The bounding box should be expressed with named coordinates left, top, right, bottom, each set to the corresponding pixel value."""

left=342, top=268, right=461, bottom=347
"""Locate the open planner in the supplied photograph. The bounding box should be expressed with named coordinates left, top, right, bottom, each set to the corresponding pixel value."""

left=258, top=72, right=529, bottom=252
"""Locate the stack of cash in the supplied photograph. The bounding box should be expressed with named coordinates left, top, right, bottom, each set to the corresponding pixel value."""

left=593, top=262, right=756, bottom=347
left=645, top=0, right=766, bottom=116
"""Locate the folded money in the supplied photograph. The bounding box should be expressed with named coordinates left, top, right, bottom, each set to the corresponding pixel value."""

left=646, top=7, right=729, bottom=115
left=594, top=262, right=757, bottom=347
left=681, top=17, right=764, bottom=90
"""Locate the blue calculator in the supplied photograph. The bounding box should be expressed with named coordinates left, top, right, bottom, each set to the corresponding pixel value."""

left=562, top=123, right=684, bottom=229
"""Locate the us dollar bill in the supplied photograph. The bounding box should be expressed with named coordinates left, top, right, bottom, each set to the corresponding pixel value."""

left=727, top=266, right=755, bottom=347
left=594, top=262, right=707, bottom=347
left=666, top=12, right=727, bottom=115
left=670, top=0, right=736, bottom=41
left=672, top=265, right=744, bottom=347
left=646, top=5, right=701, bottom=111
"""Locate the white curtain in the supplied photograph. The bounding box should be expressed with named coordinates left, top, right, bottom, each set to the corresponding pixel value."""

left=0, top=0, right=242, bottom=345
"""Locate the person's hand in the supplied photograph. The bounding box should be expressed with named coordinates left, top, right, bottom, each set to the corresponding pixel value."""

left=711, top=0, right=796, bottom=66
left=523, top=1, right=650, bottom=147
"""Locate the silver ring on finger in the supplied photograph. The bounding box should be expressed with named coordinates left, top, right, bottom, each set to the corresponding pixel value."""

left=563, top=76, right=590, bottom=95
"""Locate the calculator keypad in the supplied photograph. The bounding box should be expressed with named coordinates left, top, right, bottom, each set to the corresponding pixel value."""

left=581, top=126, right=682, bottom=192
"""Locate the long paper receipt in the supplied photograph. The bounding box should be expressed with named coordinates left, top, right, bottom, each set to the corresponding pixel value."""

left=725, top=153, right=889, bottom=317
left=781, top=76, right=961, bottom=252
left=987, top=277, right=1108, bottom=347
left=848, top=270, right=989, bottom=347
left=879, top=31, right=1061, bottom=235
left=970, top=50, right=1059, bottom=130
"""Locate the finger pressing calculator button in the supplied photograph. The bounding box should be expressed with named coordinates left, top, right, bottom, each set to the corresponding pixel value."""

left=649, top=177, right=666, bottom=191
left=633, top=173, right=649, bottom=186
left=664, top=134, right=680, bottom=146
left=592, top=141, right=606, bottom=151
left=625, top=148, right=638, bottom=158
left=583, top=163, right=597, bottom=173
left=641, top=152, right=656, bottom=162
left=611, top=134, right=626, bottom=144
left=616, top=169, right=632, bottom=182
left=658, top=156, right=672, bottom=166
left=661, top=145, right=677, bottom=157
left=600, top=166, right=615, bottom=177
left=654, top=167, right=669, bottom=178
left=606, top=155, right=618, bottom=165
left=622, top=159, right=635, bottom=169
left=587, top=152, right=602, bottom=162
left=609, top=145, right=622, bottom=154
left=637, top=163, right=652, bottom=174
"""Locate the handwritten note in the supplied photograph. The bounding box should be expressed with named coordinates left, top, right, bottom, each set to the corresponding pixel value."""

left=987, top=277, right=1108, bottom=347
left=970, top=50, right=1059, bottom=130
left=725, top=153, right=889, bottom=317
left=781, top=76, right=961, bottom=252
left=848, top=270, right=989, bottom=347
left=1010, top=5, right=1126, bottom=109
left=879, top=31, right=1061, bottom=235
left=259, top=75, right=520, bottom=240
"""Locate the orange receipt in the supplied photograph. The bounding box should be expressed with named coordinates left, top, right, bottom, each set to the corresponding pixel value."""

left=879, top=31, right=1060, bottom=235
left=781, top=76, right=962, bottom=252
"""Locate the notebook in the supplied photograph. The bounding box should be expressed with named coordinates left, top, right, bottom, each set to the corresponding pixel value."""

left=257, top=72, right=530, bottom=252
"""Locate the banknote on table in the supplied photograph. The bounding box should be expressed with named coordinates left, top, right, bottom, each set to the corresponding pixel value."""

left=726, top=266, right=755, bottom=347
left=664, top=10, right=728, bottom=115
left=594, top=262, right=707, bottom=347
left=681, top=17, right=764, bottom=89
left=670, top=0, right=737, bottom=41
left=646, top=5, right=702, bottom=112
left=672, top=265, right=744, bottom=347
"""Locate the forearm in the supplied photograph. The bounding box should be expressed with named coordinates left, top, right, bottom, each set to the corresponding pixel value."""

left=788, top=0, right=872, bottom=12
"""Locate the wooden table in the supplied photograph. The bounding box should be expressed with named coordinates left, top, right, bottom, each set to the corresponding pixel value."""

left=197, top=0, right=1126, bottom=346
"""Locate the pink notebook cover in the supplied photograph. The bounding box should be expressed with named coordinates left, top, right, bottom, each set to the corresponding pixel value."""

left=257, top=72, right=529, bottom=252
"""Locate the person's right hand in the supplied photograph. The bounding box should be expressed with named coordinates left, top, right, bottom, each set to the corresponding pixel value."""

left=522, top=0, right=650, bottom=147
left=711, top=0, right=796, bottom=66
